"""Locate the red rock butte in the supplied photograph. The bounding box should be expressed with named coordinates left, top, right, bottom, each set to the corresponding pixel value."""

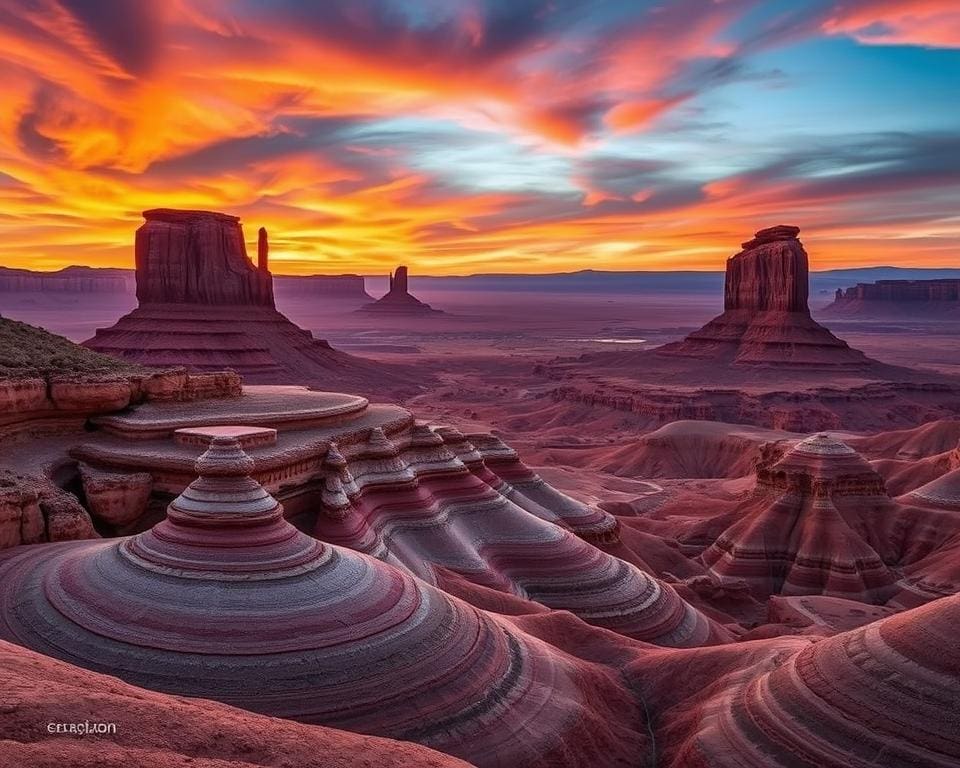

left=655, top=225, right=871, bottom=368
left=542, top=225, right=960, bottom=432
left=83, top=209, right=417, bottom=394
left=358, top=265, right=443, bottom=315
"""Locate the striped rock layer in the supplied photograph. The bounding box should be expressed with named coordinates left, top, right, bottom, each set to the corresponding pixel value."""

left=71, top=387, right=727, bottom=647
left=0, top=436, right=646, bottom=768
left=314, top=424, right=726, bottom=646
left=701, top=434, right=897, bottom=601
left=668, top=592, right=960, bottom=767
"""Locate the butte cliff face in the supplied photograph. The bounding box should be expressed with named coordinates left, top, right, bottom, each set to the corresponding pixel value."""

left=84, top=210, right=419, bottom=396
left=658, top=225, right=870, bottom=368
left=358, top=265, right=443, bottom=315
left=135, top=209, right=274, bottom=307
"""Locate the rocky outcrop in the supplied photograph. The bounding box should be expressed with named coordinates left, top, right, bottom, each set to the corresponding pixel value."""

left=0, top=366, right=241, bottom=441
left=79, top=464, right=152, bottom=527
left=657, top=225, right=871, bottom=368
left=700, top=434, right=898, bottom=602
left=85, top=210, right=420, bottom=396
left=824, top=278, right=960, bottom=316
left=358, top=265, right=443, bottom=315
left=0, top=471, right=98, bottom=548
left=135, top=209, right=274, bottom=307
left=0, top=434, right=650, bottom=767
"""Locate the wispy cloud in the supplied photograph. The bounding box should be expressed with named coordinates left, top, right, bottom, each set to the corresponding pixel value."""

left=0, top=0, right=957, bottom=273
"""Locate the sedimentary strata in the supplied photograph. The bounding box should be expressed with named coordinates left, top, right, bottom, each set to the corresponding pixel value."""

left=0, top=434, right=651, bottom=767
left=69, top=386, right=727, bottom=646
left=701, top=434, right=897, bottom=602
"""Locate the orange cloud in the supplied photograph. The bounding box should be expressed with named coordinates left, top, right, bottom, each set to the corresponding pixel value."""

left=0, top=0, right=956, bottom=276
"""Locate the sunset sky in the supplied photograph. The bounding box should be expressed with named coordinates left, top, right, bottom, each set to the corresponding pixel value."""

left=0, top=0, right=958, bottom=275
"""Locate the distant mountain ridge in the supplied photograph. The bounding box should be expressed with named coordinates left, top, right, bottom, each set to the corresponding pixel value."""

left=3, top=264, right=960, bottom=296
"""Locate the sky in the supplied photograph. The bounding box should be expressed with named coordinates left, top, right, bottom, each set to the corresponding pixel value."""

left=0, top=0, right=958, bottom=275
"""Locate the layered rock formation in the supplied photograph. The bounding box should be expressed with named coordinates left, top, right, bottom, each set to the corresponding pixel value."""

left=825, top=278, right=960, bottom=316
left=0, top=317, right=241, bottom=442
left=69, top=386, right=727, bottom=646
left=700, top=434, right=898, bottom=602
left=539, top=226, right=960, bottom=432
left=656, top=225, right=870, bottom=368
left=134, top=209, right=274, bottom=307
left=84, top=210, right=418, bottom=394
left=666, top=592, right=960, bottom=767
left=0, top=434, right=649, bottom=767
left=358, top=265, right=443, bottom=314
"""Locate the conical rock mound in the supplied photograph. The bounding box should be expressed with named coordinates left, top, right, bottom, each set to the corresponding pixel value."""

left=0, top=432, right=646, bottom=767
left=701, top=434, right=897, bottom=601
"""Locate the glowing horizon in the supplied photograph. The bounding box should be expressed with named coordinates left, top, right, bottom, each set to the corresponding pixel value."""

left=0, top=1, right=958, bottom=276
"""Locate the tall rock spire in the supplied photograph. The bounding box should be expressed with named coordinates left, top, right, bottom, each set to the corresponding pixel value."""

left=358, top=264, right=443, bottom=315
left=257, top=227, right=269, bottom=272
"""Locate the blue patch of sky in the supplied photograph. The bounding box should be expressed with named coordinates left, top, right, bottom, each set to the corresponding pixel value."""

left=349, top=116, right=579, bottom=195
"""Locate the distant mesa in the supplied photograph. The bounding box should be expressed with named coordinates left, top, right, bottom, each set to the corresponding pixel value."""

left=83, top=209, right=419, bottom=395
left=823, top=277, right=960, bottom=317
left=358, top=265, right=444, bottom=315
left=0, top=264, right=135, bottom=294
left=273, top=273, right=372, bottom=302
